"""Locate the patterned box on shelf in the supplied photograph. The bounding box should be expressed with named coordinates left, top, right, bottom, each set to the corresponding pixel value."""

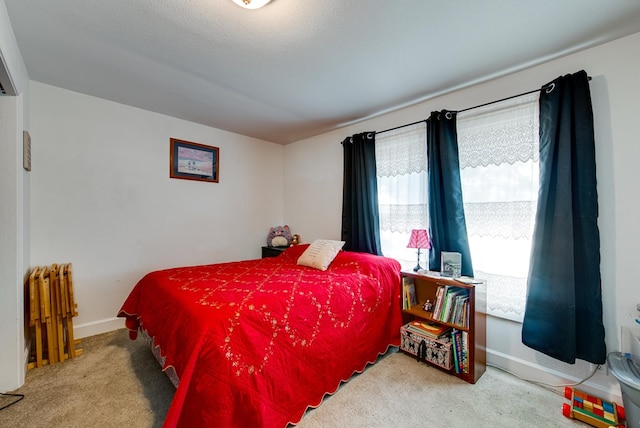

left=400, top=323, right=452, bottom=370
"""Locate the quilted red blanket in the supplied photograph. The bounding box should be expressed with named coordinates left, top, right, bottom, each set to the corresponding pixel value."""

left=117, top=245, right=402, bottom=428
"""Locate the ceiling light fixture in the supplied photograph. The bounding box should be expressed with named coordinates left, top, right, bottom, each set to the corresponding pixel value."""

left=231, top=0, right=272, bottom=9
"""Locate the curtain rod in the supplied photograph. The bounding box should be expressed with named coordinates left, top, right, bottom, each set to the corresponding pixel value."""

left=375, top=76, right=591, bottom=136
left=375, top=119, right=427, bottom=135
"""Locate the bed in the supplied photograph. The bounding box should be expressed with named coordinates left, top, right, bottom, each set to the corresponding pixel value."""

left=117, top=242, right=403, bottom=428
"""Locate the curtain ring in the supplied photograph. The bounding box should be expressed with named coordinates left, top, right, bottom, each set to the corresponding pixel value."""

left=545, top=82, right=555, bottom=94
left=445, top=111, right=453, bottom=120
left=366, top=132, right=374, bottom=139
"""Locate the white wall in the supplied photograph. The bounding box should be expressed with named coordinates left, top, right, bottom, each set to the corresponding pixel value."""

left=0, top=0, right=29, bottom=392
left=284, top=32, right=640, bottom=401
left=29, top=82, right=285, bottom=338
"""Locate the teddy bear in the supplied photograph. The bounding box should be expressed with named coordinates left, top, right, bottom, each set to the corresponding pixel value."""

left=267, top=225, right=292, bottom=247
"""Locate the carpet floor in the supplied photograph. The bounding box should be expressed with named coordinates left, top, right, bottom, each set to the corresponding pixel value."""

left=0, top=329, right=585, bottom=427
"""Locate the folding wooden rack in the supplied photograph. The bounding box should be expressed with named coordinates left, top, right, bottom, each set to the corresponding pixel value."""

left=27, top=263, right=82, bottom=369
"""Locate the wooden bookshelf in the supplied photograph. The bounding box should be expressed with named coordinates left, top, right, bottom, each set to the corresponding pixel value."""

left=400, top=270, right=486, bottom=384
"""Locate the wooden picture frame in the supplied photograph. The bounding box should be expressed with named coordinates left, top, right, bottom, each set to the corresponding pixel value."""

left=170, top=138, right=219, bottom=183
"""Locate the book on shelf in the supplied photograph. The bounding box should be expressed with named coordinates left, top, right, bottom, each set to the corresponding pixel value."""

left=440, top=287, right=466, bottom=323
left=451, top=295, right=469, bottom=327
left=402, top=277, right=417, bottom=309
left=451, top=329, right=460, bottom=373
left=454, top=277, right=483, bottom=285
left=452, top=329, right=464, bottom=374
left=407, top=282, right=417, bottom=308
left=441, top=251, right=462, bottom=278
left=462, top=330, right=469, bottom=374
left=401, top=277, right=408, bottom=309
left=405, top=321, right=451, bottom=340
left=432, top=285, right=469, bottom=327
left=431, top=285, right=447, bottom=320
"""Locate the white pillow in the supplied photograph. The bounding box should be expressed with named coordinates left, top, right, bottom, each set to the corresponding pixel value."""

left=297, top=239, right=346, bottom=271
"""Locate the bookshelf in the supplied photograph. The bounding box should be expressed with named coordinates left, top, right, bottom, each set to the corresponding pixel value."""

left=400, top=270, right=486, bottom=384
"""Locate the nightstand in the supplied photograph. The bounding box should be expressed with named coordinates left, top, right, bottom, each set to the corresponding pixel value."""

left=261, top=246, right=288, bottom=258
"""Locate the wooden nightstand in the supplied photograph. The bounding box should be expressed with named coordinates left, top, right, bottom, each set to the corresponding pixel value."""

left=261, top=246, right=288, bottom=258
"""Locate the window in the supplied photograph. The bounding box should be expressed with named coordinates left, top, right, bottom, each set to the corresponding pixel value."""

left=457, top=93, right=540, bottom=321
left=376, top=122, right=428, bottom=266
left=375, top=94, right=538, bottom=321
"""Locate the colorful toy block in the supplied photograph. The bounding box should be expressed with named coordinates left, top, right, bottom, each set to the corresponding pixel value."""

left=562, top=387, right=625, bottom=428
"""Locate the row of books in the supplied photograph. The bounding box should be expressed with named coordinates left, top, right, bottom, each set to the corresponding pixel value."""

left=451, top=328, right=469, bottom=374
left=402, top=277, right=417, bottom=310
left=431, top=285, right=470, bottom=328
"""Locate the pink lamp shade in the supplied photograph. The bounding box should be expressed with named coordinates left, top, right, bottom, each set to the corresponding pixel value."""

left=407, top=229, right=431, bottom=249
left=407, top=229, right=430, bottom=272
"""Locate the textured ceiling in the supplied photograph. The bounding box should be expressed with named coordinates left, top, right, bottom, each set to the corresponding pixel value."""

left=5, top=0, right=640, bottom=144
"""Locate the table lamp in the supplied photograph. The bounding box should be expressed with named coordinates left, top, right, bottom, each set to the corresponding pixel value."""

left=407, top=229, right=431, bottom=272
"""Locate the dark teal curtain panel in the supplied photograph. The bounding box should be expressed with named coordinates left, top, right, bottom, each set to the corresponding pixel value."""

left=522, top=71, right=606, bottom=365
left=426, top=111, right=474, bottom=277
left=341, top=132, right=382, bottom=255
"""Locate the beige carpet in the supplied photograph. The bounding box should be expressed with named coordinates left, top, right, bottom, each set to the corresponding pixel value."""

left=0, top=329, right=584, bottom=428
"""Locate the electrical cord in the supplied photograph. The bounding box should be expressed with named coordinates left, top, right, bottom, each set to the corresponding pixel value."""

left=0, top=392, right=25, bottom=411
left=487, top=362, right=600, bottom=389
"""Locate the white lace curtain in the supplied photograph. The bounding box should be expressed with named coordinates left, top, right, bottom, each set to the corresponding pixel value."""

left=457, top=92, right=540, bottom=320
left=376, top=122, right=428, bottom=267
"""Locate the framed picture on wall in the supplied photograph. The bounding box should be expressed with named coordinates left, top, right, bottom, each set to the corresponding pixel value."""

left=170, top=138, right=219, bottom=183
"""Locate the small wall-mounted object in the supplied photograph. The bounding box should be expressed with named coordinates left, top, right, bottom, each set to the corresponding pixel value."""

left=23, top=131, right=31, bottom=171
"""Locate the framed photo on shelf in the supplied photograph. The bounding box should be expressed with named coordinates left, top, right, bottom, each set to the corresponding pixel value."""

left=170, top=138, right=219, bottom=183
left=441, top=251, right=462, bottom=278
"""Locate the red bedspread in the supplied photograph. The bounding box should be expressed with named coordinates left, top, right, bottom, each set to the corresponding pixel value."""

left=117, top=245, right=402, bottom=428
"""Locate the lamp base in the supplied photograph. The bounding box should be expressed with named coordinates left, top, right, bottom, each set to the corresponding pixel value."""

left=413, top=248, right=423, bottom=272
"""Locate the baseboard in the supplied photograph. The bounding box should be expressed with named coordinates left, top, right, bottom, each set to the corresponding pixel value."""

left=73, top=317, right=125, bottom=339
left=487, top=348, right=622, bottom=404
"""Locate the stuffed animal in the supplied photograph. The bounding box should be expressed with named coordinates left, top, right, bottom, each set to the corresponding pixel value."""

left=267, top=225, right=292, bottom=247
